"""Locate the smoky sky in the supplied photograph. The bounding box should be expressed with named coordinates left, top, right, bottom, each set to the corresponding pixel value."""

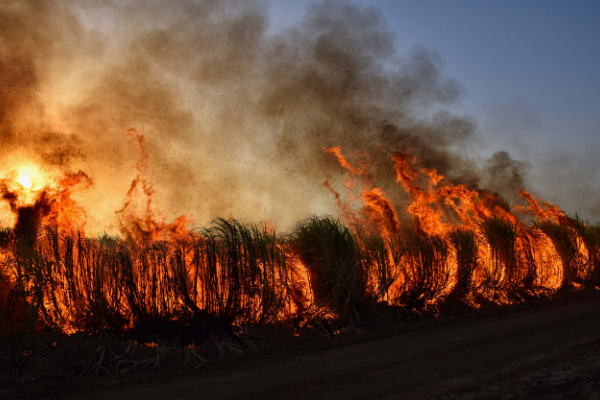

left=0, top=0, right=585, bottom=234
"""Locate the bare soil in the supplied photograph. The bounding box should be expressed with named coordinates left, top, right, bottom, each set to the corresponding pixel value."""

left=5, top=292, right=600, bottom=400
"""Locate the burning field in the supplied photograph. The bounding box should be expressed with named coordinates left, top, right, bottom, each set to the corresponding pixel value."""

left=1, top=0, right=599, bottom=388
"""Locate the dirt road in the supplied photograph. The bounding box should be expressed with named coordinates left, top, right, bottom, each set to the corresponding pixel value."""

left=37, top=294, right=600, bottom=399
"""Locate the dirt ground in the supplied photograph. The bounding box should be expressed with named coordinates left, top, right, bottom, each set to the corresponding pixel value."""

left=5, top=292, right=600, bottom=400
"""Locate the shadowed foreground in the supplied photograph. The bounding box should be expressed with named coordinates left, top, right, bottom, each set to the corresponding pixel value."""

left=48, top=293, right=600, bottom=400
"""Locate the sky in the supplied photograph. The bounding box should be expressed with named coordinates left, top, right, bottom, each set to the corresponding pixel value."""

left=271, top=1, right=600, bottom=216
left=271, top=1, right=600, bottom=145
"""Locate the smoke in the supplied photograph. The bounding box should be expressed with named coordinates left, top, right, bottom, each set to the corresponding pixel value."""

left=0, top=0, right=559, bottom=234
left=530, top=146, right=600, bottom=220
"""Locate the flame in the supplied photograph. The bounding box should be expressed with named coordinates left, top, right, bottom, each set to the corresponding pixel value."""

left=17, top=173, right=32, bottom=189
left=116, top=129, right=190, bottom=241
left=324, top=146, right=399, bottom=236
left=324, top=146, right=582, bottom=306
left=1, top=163, right=48, bottom=203
left=0, top=138, right=595, bottom=338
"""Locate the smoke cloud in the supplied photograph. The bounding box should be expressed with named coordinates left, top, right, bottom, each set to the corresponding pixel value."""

left=0, top=0, right=581, bottom=234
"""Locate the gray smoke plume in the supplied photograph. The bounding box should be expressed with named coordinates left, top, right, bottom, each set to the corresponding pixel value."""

left=0, top=0, right=556, bottom=234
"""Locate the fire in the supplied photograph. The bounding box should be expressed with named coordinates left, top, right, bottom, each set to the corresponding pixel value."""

left=0, top=0, right=597, bottom=355
left=2, top=163, right=46, bottom=194
left=324, top=146, right=589, bottom=306
left=17, top=172, right=32, bottom=189
left=117, top=129, right=190, bottom=241
left=0, top=139, right=597, bottom=340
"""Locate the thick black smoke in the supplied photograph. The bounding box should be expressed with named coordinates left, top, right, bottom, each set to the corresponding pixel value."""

left=0, top=0, right=573, bottom=233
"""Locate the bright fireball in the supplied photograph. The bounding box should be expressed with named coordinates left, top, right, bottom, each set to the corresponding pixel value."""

left=17, top=172, right=33, bottom=189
